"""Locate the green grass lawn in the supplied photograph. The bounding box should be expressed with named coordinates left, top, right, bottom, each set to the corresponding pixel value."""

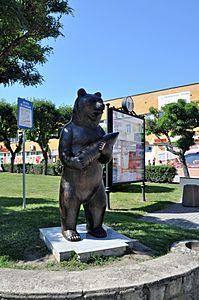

left=0, top=172, right=198, bottom=270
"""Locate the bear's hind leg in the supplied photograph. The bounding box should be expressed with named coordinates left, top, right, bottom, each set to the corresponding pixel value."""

left=84, top=184, right=107, bottom=238
left=59, top=183, right=81, bottom=242
left=60, top=205, right=81, bottom=242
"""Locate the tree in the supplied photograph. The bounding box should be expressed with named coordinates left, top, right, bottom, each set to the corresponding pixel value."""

left=0, top=0, right=72, bottom=86
left=0, top=100, right=22, bottom=172
left=26, top=100, right=72, bottom=175
left=57, top=104, right=72, bottom=135
left=146, top=99, right=199, bottom=177
left=26, top=100, right=59, bottom=175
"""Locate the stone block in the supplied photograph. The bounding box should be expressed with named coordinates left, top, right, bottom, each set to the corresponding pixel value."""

left=148, top=284, right=166, bottom=300
left=40, top=224, right=136, bottom=262
left=164, top=277, right=183, bottom=298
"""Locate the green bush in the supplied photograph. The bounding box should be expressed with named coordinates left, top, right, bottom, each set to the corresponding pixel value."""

left=47, top=163, right=56, bottom=176
left=2, top=162, right=60, bottom=176
left=2, top=164, right=11, bottom=172
left=32, top=164, right=43, bottom=175
left=54, top=159, right=63, bottom=176
left=145, top=165, right=177, bottom=183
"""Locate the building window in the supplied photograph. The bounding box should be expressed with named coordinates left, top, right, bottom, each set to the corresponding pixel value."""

left=126, top=124, right=131, bottom=133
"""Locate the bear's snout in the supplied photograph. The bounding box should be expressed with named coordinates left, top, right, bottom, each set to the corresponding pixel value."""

left=96, top=101, right=105, bottom=112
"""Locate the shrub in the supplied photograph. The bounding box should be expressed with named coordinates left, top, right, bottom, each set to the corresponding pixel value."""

left=54, top=159, right=63, bottom=176
left=32, top=164, right=43, bottom=175
left=47, top=163, right=56, bottom=176
left=3, top=163, right=43, bottom=175
left=145, top=165, right=177, bottom=183
left=2, top=164, right=11, bottom=172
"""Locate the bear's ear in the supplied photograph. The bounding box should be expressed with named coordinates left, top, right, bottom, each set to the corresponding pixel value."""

left=95, top=92, right=102, bottom=97
left=77, top=88, right=87, bottom=97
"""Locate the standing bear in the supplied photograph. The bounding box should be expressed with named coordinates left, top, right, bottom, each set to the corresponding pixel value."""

left=59, top=88, right=118, bottom=241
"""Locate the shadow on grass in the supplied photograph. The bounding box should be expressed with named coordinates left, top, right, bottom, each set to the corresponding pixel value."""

left=0, top=196, right=56, bottom=208
left=104, top=210, right=199, bottom=256
left=110, top=200, right=175, bottom=214
left=0, top=196, right=86, bottom=262
left=0, top=198, right=59, bottom=262
left=111, top=183, right=176, bottom=194
left=0, top=198, right=198, bottom=263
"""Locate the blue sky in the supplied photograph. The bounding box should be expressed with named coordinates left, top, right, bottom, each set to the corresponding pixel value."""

left=1, top=0, right=199, bottom=107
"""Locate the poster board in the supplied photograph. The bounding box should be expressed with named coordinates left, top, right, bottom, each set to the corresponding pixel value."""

left=108, top=108, right=145, bottom=186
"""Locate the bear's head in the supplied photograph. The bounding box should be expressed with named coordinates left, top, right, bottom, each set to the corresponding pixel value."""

left=72, top=88, right=105, bottom=128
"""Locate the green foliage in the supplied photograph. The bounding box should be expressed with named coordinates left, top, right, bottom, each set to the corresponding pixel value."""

left=27, top=99, right=60, bottom=143
left=53, top=158, right=63, bottom=175
left=0, top=0, right=73, bottom=86
left=4, top=163, right=44, bottom=175
left=47, top=163, right=62, bottom=176
left=145, top=165, right=177, bottom=183
left=26, top=99, right=69, bottom=175
left=1, top=163, right=177, bottom=183
left=146, top=100, right=199, bottom=146
left=1, top=98, right=72, bottom=175
left=32, top=164, right=43, bottom=175
left=0, top=100, right=17, bottom=139
left=56, top=104, right=73, bottom=137
left=3, top=160, right=63, bottom=176
left=57, top=105, right=72, bottom=126
left=0, top=100, right=23, bottom=172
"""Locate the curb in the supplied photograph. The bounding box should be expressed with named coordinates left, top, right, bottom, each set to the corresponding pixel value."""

left=1, top=242, right=199, bottom=299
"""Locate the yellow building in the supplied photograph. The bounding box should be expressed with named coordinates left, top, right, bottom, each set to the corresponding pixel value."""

left=1, top=82, right=199, bottom=177
left=104, top=82, right=199, bottom=115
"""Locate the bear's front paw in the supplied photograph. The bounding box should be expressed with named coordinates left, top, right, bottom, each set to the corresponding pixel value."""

left=99, top=141, right=106, bottom=152
left=99, top=142, right=112, bottom=157
left=78, top=155, right=86, bottom=168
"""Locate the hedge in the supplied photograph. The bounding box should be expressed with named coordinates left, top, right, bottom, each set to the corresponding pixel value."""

left=2, top=160, right=63, bottom=176
left=145, top=165, right=177, bottom=183
left=2, top=162, right=177, bottom=183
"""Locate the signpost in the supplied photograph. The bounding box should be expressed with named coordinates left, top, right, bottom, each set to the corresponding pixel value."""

left=17, top=98, right=33, bottom=208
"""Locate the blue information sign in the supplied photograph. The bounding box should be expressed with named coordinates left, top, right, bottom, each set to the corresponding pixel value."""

left=17, top=98, right=33, bottom=129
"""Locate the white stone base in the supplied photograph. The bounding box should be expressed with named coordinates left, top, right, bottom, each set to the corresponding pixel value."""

left=39, top=224, right=136, bottom=262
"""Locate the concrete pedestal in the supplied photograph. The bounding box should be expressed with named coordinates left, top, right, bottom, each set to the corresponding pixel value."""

left=40, top=224, right=136, bottom=262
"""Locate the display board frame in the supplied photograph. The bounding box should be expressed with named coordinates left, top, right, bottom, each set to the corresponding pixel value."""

left=107, top=106, right=145, bottom=188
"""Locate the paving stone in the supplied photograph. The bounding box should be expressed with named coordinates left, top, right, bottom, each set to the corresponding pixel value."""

left=142, top=203, right=199, bottom=230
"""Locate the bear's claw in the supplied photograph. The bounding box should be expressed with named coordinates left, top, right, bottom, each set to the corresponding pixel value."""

left=88, top=226, right=107, bottom=238
left=62, top=230, right=81, bottom=242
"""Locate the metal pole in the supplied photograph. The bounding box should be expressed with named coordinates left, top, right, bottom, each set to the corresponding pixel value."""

left=105, top=103, right=111, bottom=210
left=22, top=129, right=26, bottom=209
left=141, top=181, right=146, bottom=202
left=105, top=166, right=111, bottom=210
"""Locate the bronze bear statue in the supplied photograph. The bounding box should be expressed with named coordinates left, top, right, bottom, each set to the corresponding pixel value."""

left=59, top=88, right=118, bottom=241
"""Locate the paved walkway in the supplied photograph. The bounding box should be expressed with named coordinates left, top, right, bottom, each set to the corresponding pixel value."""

left=142, top=202, right=199, bottom=230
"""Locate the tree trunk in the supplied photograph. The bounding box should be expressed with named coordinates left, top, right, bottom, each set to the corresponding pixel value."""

left=179, top=153, right=190, bottom=177
left=10, top=154, right=16, bottom=173
left=42, top=149, right=48, bottom=175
